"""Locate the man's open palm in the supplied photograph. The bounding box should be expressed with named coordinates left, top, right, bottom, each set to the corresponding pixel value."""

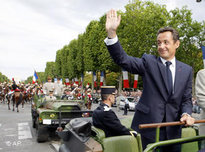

left=106, top=9, right=121, bottom=38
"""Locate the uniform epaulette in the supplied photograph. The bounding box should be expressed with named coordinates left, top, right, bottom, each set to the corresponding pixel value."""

left=104, top=106, right=111, bottom=111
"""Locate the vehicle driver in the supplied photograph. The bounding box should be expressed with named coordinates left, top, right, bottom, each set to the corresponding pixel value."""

left=44, top=90, right=56, bottom=101
left=92, top=86, right=137, bottom=137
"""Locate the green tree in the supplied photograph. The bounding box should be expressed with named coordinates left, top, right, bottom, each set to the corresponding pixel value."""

left=121, top=0, right=169, bottom=57
left=61, top=46, right=69, bottom=78
left=76, top=34, right=85, bottom=74
left=44, top=62, right=56, bottom=80
left=67, top=39, right=78, bottom=79
left=0, top=72, right=9, bottom=82
left=25, top=72, right=45, bottom=84
left=25, top=76, right=33, bottom=84
left=55, top=50, right=62, bottom=78
left=168, top=7, right=203, bottom=73
left=44, top=0, right=205, bottom=90
left=83, top=20, right=100, bottom=72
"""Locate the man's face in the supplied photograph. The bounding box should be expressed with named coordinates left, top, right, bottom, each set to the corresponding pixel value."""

left=110, top=94, right=115, bottom=105
left=157, top=31, right=180, bottom=61
left=66, top=91, right=70, bottom=95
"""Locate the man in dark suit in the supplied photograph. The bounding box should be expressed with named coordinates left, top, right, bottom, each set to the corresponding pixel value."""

left=104, top=9, right=195, bottom=151
left=92, top=86, right=136, bottom=137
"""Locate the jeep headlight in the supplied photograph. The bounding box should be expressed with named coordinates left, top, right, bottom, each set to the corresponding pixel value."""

left=49, top=113, right=55, bottom=118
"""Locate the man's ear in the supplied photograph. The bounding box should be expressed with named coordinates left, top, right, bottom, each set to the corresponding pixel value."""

left=175, top=40, right=180, bottom=49
left=107, top=95, right=111, bottom=101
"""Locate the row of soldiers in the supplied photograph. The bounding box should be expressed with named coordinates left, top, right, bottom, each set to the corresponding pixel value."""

left=42, top=77, right=94, bottom=109
left=0, top=80, right=37, bottom=104
left=0, top=77, right=95, bottom=110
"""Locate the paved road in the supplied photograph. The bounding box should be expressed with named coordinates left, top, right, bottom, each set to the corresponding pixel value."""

left=0, top=101, right=200, bottom=152
left=0, top=102, right=56, bottom=152
left=0, top=101, right=135, bottom=152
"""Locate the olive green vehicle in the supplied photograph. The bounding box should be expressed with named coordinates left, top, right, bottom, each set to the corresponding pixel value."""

left=31, top=95, right=93, bottom=143
left=58, top=116, right=205, bottom=152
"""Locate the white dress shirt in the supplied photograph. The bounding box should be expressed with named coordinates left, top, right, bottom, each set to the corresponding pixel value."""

left=160, top=57, right=176, bottom=88
left=104, top=36, right=118, bottom=46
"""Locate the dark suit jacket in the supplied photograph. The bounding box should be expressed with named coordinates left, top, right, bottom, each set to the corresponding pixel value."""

left=92, top=103, right=130, bottom=137
left=107, top=41, right=193, bottom=140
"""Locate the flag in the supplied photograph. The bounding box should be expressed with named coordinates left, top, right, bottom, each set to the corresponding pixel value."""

left=202, top=46, right=205, bottom=68
left=71, top=79, right=74, bottom=86
left=93, top=72, right=97, bottom=88
left=122, top=70, right=129, bottom=88
left=74, top=77, right=79, bottom=85
left=133, top=74, right=139, bottom=89
left=32, top=71, right=38, bottom=84
left=65, top=78, right=70, bottom=86
left=54, top=78, right=57, bottom=83
left=100, top=71, right=104, bottom=86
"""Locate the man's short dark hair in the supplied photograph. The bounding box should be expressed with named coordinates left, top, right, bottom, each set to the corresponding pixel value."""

left=101, top=94, right=110, bottom=101
left=47, top=76, right=52, bottom=80
left=157, top=27, right=179, bottom=42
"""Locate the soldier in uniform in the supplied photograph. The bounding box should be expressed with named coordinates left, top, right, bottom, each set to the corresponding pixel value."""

left=61, top=88, right=73, bottom=100
left=44, top=90, right=56, bottom=101
left=92, top=86, right=137, bottom=137
left=43, top=76, right=55, bottom=95
left=54, top=78, right=64, bottom=99
left=11, top=79, right=18, bottom=91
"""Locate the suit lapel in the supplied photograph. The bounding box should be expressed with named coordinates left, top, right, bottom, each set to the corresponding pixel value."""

left=157, top=57, right=169, bottom=98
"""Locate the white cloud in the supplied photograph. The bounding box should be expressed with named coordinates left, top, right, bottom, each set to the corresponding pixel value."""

left=0, top=0, right=204, bottom=81
left=146, top=0, right=205, bottom=22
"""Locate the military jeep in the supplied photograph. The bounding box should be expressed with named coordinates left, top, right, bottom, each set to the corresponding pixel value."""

left=31, top=95, right=93, bottom=142
left=58, top=116, right=205, bottom=152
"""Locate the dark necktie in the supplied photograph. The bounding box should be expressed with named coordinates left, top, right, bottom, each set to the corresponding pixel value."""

left=165, top=61, right=173, bottom=95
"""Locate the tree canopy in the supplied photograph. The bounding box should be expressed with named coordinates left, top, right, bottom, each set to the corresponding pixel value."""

left=0, top=72, right=9, bottom=82
left=25, top=0, right=205, bottom=89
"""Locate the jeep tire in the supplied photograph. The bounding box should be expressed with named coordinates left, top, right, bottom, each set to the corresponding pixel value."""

left=36, top=118, right=49, bottom=142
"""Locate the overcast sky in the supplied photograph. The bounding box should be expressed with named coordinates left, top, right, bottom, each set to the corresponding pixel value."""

left=0, top=0, right=204, bottom=81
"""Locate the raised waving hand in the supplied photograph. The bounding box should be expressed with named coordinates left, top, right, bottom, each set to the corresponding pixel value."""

left=105, top=9, right=121, bottom=39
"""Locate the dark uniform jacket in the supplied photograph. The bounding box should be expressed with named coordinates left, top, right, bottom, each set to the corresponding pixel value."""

left=92, top=103, right=130, bottom=137
left=12, top=82, right=17, bottom=90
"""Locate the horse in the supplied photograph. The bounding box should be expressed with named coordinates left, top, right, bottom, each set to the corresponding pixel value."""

left=7, top=90, right=13, bottom=110
left=1, top=85, right=10, bottom=104
left=24, top=87, right=34, bottom=103
left=0, top=85, right=3, bottom=102
left=19, top=86, right=27, bottom=107
left=10, top=90, right=23, bottom=112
